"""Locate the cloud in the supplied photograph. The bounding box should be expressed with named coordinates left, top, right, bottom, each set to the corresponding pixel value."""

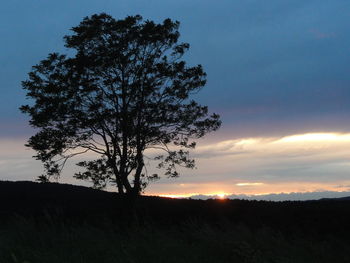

left=2, top=0, right=350, bottom=141
left=194, top=132, right=350, bottom=160
left=236, top=182, right=264, bottom=187
left=188, top=191, right=350, bottom=201
left=147, top=132, right=350, bottom=196
left=0, top=138, right=41, bottom=181
left=1, top=132, right=350, bottom=198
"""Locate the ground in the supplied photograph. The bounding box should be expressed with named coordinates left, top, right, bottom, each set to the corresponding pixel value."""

left=0, top=181, right=349, bottom=263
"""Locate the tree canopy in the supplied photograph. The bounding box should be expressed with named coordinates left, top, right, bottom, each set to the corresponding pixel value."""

left=21, top=13, right=221, bottom=195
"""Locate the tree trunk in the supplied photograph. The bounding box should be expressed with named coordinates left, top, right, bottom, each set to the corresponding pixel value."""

left=116, top=176, right=124, bottom=194
left=110, top=161, right=125, bottom=194
left=133, top=155, right=143, bottom=195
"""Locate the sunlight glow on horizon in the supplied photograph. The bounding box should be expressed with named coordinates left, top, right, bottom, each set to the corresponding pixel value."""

left=156, top=188, right=350, bottom=199
left=2, top=132, right=350, bottom=198
left=152, top=181, right=350, bottom=199
left=158, top=191, right=232, bottom=199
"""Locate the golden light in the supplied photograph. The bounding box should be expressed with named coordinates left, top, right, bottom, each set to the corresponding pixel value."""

left=278, top=133, right=350, bottom=143
left=236, top=182, right=264, bottom=186
left=217, top=193, right=226, bottom=199
left=148, top=132, right=350, bottom=199
left=158, top=194, right=181, bottom=198
left=158, top=193, right=199, bottom=198
left=235, top=138, right=259, bottom=146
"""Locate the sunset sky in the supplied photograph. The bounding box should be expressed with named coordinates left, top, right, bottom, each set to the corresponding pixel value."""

left=1, top=0, right=350, bottom=199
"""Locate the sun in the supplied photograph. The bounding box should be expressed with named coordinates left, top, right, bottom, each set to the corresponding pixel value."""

left=217, top=193, right=226, bottom=199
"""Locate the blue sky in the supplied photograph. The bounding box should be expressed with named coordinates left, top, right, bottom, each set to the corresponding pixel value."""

left=1, top=0, right=350, bottom=198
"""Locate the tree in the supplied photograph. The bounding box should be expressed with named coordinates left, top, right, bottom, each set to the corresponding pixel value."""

left=21, top=13, right=221, bottom=196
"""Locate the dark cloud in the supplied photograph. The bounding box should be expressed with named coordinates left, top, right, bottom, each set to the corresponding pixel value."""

left=1, top=0, right=350, bottom=197
left=1, top=0, right=350, bottom=138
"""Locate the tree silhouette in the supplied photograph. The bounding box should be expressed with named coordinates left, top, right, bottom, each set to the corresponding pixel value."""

left=21, top=13, right=221, bottom=195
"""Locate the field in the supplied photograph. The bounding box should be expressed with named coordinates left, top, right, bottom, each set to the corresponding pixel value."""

left=0, top=181, right=349, bottom=263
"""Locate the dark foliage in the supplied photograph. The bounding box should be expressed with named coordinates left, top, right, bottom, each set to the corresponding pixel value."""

left=1, top=181, right=350, bottom=262
left=0, top=181, right=349, bottom=236
left=20, top=13, right=221, bottom=195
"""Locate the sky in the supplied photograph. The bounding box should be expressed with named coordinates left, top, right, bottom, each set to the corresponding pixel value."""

left=1, top=0, right=350, bottom=199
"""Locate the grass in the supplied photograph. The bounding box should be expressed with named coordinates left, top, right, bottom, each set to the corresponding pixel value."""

left=0, top=181, right=349, bottom=262
left=0, top=214, right=349, bottom=263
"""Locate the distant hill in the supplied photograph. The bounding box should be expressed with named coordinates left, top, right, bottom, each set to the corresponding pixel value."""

left=190, top=191, right=350, bottom=201
left=1, top=181, right=349, bottom=262
left=0, top=181, right=118, bottom=220
left=0, top=180, right=350, bottom=237
left=320, top=196, right=350, bottom=201
left=339, top=196, right=350, bottom=200
left=0, top=180, right=113, bottom=200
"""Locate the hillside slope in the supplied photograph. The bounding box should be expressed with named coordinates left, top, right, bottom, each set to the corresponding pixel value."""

left=0, top=181, right=349, bottom=232
left=0, top=181, right=350, bottom=262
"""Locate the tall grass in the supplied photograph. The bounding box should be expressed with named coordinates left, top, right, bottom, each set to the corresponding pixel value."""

left=0, top=215, right=349, bottom=263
